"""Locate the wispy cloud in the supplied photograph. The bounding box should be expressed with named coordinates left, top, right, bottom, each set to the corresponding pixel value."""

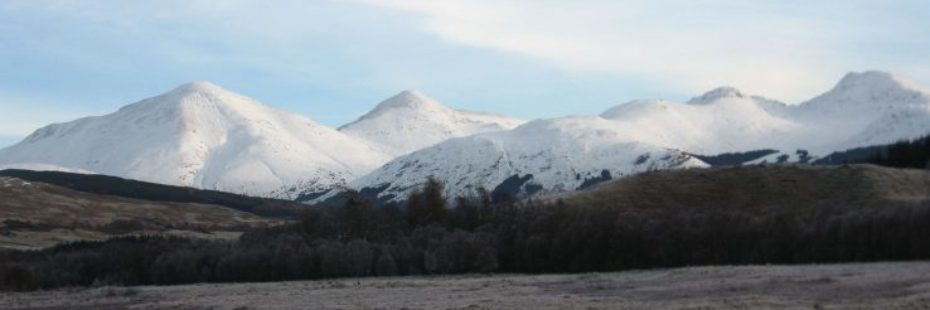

left=0, top=0, right=928, bottom=138
left=353, top=0, right=930, bottom=102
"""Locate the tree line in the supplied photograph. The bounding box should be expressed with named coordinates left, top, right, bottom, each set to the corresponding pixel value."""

left=864, top=134, right=930, bottom=169
left=4, top=175, right=930, bottom=291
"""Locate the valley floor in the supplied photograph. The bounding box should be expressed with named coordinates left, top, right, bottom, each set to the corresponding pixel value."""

left=4, top=261, right=930, bottom=309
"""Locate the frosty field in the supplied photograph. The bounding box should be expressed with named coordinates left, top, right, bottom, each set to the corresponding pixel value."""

left=4, top=261, right=930, bottom=309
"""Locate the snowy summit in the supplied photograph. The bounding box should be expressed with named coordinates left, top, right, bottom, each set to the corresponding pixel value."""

left=340, top=90, right=523, bottom=157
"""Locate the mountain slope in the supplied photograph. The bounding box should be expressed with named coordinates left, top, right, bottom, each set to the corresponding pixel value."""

left=339, top=90, right=523, bottom=157
left=332, top=116, right=707, bottom=204
left=0, top=82, right=389, bottom=199
left=598, top=91, right=797, bottom=154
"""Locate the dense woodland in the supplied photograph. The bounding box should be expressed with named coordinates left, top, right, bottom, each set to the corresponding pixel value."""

left=865, top=135, right=930, bottom=169
left=4, top=171, right=930, bottom=291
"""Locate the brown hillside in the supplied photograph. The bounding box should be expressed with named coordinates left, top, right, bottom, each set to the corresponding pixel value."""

left=0, top=177, right=281, bottom=250
left=562, top=164, right=930, bottom=211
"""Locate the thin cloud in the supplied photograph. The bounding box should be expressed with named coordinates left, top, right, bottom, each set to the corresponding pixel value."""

left=353, top=0, right=929, bottom=102
left=1, top=0, right=928, bottom=133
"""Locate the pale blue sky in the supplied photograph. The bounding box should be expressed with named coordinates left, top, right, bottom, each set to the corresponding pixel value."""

left=1, top=0, right=929, bottom=147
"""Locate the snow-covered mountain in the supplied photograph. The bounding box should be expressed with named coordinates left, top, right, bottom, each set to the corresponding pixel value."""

left=339, top=90, right=523, bottom=157
left=590, top=70, right=930, bottom=157
left=596, top=71, right=930, bottom=156
left=334, top=71, right=930, bottom=204
left=794, top=71, right=930, bottom=151
left=0, top=82, right=389, bottom=199
left=4, top=70, right=929, bottom=204
left=597, top=90, right=797, bottom=155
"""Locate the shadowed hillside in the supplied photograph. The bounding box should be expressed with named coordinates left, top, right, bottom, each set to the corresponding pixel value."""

left=0, top=169, right=306, bottom=219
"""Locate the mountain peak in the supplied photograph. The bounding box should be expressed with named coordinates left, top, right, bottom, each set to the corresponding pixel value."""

left=688, top=86, right=746, bottom=104
left=396, top=89, right=425, bottom=97
left=116, top=81, right=253, bottom=116
left=378, top=89, right=442, bottom=109
left=170, top=81, right=226, bottom=96
left=832, top=71, right=907, bottom=93
left=805, top=70, right=929, bottom=107
left=358, top=90, right=448, bottom=120
left=339, top=90, right=522, bottom=157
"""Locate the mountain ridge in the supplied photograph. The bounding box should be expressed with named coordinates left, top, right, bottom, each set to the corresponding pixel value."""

left=2, top=70, right=930, bottom=203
